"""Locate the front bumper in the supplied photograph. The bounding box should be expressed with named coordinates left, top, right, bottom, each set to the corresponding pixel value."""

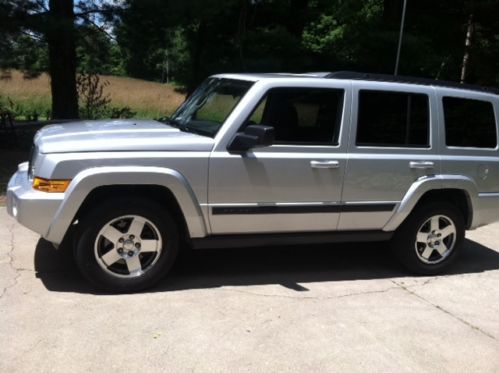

left=6, top=162, right=64, bottom=240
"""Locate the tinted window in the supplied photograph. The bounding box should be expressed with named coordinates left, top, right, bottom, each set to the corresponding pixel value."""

left=247, top=88, right=344, bottom=145
left=356, top=90, right=430, bottom=147
left=443, top=97, right=497, bottom=148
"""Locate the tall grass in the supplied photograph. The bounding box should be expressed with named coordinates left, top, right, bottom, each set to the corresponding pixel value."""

left=0, top=70, right=186, bottom=119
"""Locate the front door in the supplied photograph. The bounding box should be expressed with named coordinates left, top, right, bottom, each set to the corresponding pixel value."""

left=208, top=83, right=351, bottom=234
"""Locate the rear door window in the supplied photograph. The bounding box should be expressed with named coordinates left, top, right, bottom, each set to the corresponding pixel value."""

left=356, top=90, right=430, bottom=148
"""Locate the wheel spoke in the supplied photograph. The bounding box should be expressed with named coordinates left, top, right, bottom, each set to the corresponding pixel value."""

left=416, top=232, right=428, bottom=243
left=126, top=256, right=142, bottom=274
left=436, top=242, right=448, bottom=256
left=421, top=246, right=434, bottom=260
left=101, top=249, right=121, bottom=267
left=141, top=239, right=159, bottom=253
left=430, top=216, right=440, bottom=231
left=101, top=226, right=122, bottom=244
left=440, top=225, right=455, bottom=239
left=127, top=218, right=145, bottom=238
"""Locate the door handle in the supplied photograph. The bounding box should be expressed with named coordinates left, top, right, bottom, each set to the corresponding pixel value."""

left=409, top=161, right=434, bottom=169
left=310, top=160, right=340, bottom=169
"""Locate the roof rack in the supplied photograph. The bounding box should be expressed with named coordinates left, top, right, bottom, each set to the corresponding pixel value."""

left=325, top=71, right=499, bottom=95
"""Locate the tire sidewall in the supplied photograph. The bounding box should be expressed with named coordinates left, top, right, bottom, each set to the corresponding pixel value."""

left=75, top=198, right=179, bottom=293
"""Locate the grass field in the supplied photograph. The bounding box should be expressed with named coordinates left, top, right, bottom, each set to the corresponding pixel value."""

left=0, top=70, right=186, bottom=119
left=0, top=71, right=187, bottom=203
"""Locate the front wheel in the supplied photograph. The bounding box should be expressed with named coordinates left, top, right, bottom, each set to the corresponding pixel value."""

left=74, top=198, right=179, bottom=293
left=391, top=202, right=465, bottom=275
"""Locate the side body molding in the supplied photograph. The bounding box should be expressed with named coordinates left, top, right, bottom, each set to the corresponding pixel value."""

left=383, top=175, right=478, bottom=232
left=45, top=166, right=207, bottom=244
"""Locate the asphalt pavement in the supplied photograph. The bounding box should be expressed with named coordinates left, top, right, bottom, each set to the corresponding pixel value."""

left=1, top=207, right=499, bottom=372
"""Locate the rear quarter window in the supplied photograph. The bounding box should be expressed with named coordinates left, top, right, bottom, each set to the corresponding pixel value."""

left=443, top=97, right=497, bottom=148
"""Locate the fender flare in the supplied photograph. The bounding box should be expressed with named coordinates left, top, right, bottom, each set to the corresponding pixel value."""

left=383, top=175, right=478, bottom=232
left=45, top=166, right=207, bottom=244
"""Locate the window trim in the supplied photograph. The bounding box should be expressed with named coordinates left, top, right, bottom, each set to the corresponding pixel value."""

left=355, top=89, right=431, bottom=149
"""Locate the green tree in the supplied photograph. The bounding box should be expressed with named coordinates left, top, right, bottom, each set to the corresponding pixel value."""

left=0, top=0, right=121, bottom=119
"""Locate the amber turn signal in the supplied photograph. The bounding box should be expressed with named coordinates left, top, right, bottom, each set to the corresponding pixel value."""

left=32, top=177, right=71, bottom=193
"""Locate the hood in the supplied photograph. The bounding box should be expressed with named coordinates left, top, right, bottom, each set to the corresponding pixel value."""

left=34, top=119, right=215, bottom=153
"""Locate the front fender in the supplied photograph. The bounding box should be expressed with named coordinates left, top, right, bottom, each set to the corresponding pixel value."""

left=382, top=175, right=479, bottom=232
left=45, top=166, right=208, bottom=243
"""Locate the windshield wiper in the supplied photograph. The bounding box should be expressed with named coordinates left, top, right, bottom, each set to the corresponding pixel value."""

left=180, top=125, right=208, bottom=137
left=159, top=118, right=207, bottom=137
left=158, top=117, right=181, bottom=128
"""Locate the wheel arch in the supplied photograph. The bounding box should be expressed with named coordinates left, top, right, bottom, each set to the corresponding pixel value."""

left=412, top=189, right=472, bottom=228
left=75, top=184, right=190, bottom=241
left=383, top=175, right=478, bottom=232
left=45, top=166, right=208, bottom=245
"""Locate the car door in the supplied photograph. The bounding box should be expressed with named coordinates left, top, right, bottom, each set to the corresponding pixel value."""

left=339, top=82, right=440, bottom=230
left=208, top=80, right=351, bottom=234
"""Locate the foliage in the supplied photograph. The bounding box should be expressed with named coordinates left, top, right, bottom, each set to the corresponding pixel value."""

left=0, top=35, right=49, bottom=78
left=115, top=0, right=498, bottom=89
left=0, top=0, right=498, bottom=121
left=76, top=72, right=111, bottom=119
left=0, top=94, right=48, bottom=121
left=107, top=105, right=136, bottom=119
left=76, top=25, right=126, bottom=76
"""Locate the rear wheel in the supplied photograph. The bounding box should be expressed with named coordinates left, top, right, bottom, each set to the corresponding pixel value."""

left=74, top=198, right=179, bottom=293
left=391, top=202, right=464, bottom=275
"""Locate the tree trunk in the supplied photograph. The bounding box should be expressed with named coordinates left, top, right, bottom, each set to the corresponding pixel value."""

left=47, top=0, right=79, bottom=119
left=460, top=13, right=474, bottom=84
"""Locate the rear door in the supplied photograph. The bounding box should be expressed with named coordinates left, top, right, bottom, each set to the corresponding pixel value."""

left=340, top=82, right=439, bottom=230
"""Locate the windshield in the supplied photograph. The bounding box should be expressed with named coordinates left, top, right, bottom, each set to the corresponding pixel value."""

left=169, top=78, right=254, bottom=137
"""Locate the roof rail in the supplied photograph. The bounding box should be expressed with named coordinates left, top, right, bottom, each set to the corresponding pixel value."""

left=326, top=71, right=499, bottom=95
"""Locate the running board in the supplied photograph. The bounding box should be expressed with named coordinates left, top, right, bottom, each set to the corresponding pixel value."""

left=191, top=230, right=393, bottom=250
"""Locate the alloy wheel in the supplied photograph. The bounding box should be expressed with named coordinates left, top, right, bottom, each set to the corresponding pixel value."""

left=415, top=214, right=457, bottom=264
left=94, top=215, right=163, bottom=278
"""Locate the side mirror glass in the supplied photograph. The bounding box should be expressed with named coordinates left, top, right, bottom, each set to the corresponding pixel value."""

left=227, top=125, right=275, bottom=153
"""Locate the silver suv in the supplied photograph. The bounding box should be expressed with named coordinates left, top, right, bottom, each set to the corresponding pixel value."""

left=6, top=72, right=499, bottom=292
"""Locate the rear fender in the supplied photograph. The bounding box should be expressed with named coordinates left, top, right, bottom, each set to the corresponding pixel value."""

left=383, top=175, right=478, bottom=231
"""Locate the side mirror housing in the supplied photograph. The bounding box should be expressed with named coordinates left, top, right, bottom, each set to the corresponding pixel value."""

left=227, top=125, right=275, bottom=153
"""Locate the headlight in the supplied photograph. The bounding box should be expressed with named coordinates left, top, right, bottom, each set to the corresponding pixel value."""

left=32, top=177, right=71, bottom=193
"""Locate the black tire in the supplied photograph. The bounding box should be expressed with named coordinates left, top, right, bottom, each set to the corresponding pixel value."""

left=391, top=202, right=465, bottom=275
left=74, top=197, right=179, bottom=293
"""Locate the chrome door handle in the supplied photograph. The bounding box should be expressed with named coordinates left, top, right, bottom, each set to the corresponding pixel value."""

left=310, top=160, right=340, bottom=169
left=409, top=161, right=434, bottom=169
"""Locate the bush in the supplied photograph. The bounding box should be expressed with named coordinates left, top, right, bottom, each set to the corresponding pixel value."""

left=107, top=106, right=136, bottom=119
left=76, top=72, right=111, bottom=119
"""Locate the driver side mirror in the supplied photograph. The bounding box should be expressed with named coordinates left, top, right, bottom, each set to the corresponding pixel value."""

left=227, top=125, right=275, bottom=153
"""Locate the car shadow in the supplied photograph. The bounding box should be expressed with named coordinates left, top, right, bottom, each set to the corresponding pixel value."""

left=33, top=238, right=499, bottom=295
